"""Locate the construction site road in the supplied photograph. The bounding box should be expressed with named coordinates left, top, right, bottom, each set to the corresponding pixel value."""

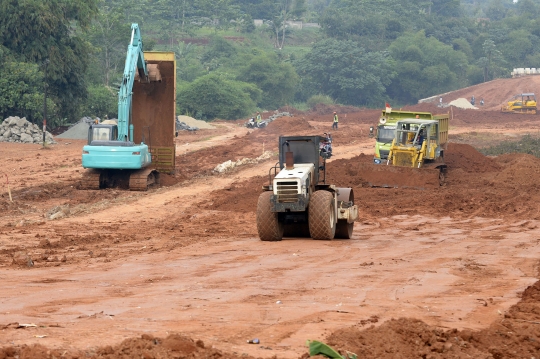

left=2, top=83, right=540, bottom=357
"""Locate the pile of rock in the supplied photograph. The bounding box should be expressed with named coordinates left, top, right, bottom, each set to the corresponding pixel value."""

left=0, top=116, right=56, bottom=144
left=213, top=150, right=275, bottom=173
left=176, top=118, right=199, bottom=132
left=244, top=111, right=292, bottom=129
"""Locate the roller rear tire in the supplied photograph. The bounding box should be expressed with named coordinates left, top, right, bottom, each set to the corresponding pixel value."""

left=308, top=191, right=336, bottom=240
left=256, top=191, right=283, bottom=241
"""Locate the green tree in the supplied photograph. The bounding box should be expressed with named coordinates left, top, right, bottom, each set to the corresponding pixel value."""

left=295, top=38, right=395, bottom=106
left=196, top=0, right=241, bottom=32
left=0, top=61, right=56, bottom=122
left=499, top=29, right=534, bottom=66
left=478, top=39, right=505, bottom=82
left=87, top=4, right=130, bottom=86
left=387, top=31, right=469, bottom=102
left=237, top=53, right=299, bottom=109
left=0, top=0, right=99, bottom=121
left=177, top=74, right=260, bottom=120
left=270, top=0, right=306, bottom=49
left=80, top=84, right=118, bottom=118
left=485, top=0, right=508, bottom=20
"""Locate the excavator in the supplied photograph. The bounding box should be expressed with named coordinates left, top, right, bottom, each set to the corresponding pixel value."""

left=81, top=24, right=176, bottom=190
left=501, top=93, right=537, bottom=114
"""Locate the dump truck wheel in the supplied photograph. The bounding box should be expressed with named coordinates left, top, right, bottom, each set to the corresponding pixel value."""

left=335, top=221, right=354, bottom=239
left=256, top=191, right=283, bottom=241
left=309, top=191, right=336, bottom=240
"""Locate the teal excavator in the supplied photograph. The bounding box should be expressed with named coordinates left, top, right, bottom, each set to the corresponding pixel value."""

left=81, top=24, right=176, bottom=190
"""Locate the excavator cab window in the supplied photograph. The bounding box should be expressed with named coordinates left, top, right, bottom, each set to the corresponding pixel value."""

left=88, top=125, right=118, bottom=144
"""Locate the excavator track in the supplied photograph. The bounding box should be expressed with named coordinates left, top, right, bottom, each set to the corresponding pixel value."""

left=80, top=169, right=101, bottom=190
left=129, top=168, right=159, bottom=191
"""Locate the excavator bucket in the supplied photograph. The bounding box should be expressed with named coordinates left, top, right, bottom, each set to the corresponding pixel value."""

left=356, top=163, right=442, bottom=190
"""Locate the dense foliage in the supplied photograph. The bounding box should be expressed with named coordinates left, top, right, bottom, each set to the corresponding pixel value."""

left=2, top=0, right=540, bottom=122
left=0, top=0, right=98, bottom=124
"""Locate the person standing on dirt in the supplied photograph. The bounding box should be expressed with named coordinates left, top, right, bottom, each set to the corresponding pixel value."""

left=256, top=112, right=262, bottom=125
left=471, top=95, right=475, bottom=106
left=480, top=98, right=484, bottom=106
left=332, top=112, right=339, bottom=130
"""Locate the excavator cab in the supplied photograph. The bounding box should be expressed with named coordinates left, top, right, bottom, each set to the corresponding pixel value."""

left=87, top=124, right=119, bottom=144
left=501, top=93, right=537, bottom=114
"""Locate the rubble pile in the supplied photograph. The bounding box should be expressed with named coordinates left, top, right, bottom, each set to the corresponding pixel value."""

left=244, top=111, right=292, bottom=128
left=213, top=150, right=275, bottom=173
left=0, top=116, right=56, bottom=144
left=176, top=118, right=199, bottom=132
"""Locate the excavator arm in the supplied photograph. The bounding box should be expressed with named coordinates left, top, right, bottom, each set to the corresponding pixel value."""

left=117, top=23, right=150, bottom=141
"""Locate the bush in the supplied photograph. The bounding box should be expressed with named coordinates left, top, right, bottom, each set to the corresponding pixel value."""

left=481, top=134, right=540, bottom=157
left=0, top=61, right=58, bottom=123
left=307, top=94, right=334, bottom=110
left=177, top=74, right=260, bottom=120
left=80, top=85, right=118, bottom=119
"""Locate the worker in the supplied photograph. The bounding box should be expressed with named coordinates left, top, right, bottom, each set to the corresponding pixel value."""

left=332, top=111, right=338, bottom=130
left=439, top=96, right=442, bottom=105
left=256, top=112, right=262, bottom=125
left=418, top=128, right=425, bottom=146
left=471, top=95, right=475, bottom=106
left=526, top=96, right=531, bottom=104
left=480, top=98, right=484, bottom=106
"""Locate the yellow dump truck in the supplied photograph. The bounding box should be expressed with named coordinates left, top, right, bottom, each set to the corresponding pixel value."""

left=360, top=113, right=449, bottom=189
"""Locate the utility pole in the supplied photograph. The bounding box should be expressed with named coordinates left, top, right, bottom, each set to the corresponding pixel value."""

left=42, top=59, right=49, bottom=148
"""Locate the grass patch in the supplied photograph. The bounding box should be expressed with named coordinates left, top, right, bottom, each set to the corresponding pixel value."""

left=480, top=134, right=540, bottom=157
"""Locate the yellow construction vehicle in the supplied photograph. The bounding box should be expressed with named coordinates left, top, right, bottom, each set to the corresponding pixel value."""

left=387, top=118, right=447, bottom=178
left=358, top=113, right=449, bottom=189
left=501, top=93, right=537, bottom=114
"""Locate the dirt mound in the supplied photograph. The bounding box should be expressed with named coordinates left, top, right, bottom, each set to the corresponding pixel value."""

left=445, top=143, right=501, bottom=173
left=492, top=154, right=540, bottom=187
left=0, top=334, right=254, bottom=359
left=319, top=144, right=540, bottom=220
left=199, top=176, right=267, bottom=212
left=324, top=280, right=540, bottom=359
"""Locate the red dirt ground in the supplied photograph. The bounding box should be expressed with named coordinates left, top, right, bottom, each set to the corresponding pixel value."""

left=1, top=77, right=540, bottom=359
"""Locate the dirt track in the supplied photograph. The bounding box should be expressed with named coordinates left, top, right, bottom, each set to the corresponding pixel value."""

left=2, top=78, right=540, bottom=358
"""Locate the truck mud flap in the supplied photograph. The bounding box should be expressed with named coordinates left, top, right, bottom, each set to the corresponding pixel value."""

left=356, top=163, right=442, bottom=190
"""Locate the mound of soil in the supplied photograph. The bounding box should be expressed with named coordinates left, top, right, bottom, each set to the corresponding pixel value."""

left=196, top=142, right=540, bottom=220
left=0, top=334, right=254, bottom=359
left=492, top=154, right=540, bottom=188
left=199, top=176, right=268, bottom=213
left=445, top=143, right=501, bottom=173
left=323, top=280, right=540, bottom=359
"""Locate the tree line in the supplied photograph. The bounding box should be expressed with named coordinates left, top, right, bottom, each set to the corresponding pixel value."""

left=0, top=0, right=539, bottom=124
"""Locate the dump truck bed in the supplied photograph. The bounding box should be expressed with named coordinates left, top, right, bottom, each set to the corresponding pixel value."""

left=131, top=52, right=176, bottom=173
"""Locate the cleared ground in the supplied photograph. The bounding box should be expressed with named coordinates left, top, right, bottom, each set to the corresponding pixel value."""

left=1, top=77, right=540, bottom=358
